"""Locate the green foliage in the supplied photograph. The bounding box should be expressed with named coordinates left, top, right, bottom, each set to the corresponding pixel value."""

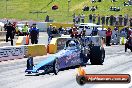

left=0, top=0, right=131, bottom=22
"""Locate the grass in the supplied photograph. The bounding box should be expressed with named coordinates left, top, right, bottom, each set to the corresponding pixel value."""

left=0, top=0, right=131, bottom=22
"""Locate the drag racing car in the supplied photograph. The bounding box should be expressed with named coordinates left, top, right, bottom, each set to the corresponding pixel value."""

left=25, top=36, right=105, bottom=75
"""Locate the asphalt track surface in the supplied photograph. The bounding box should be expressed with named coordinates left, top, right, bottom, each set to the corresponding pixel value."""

left=0, top=33, right=132, bottom=88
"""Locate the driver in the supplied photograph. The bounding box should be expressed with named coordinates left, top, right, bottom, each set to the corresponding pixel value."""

left=68, top=41, right=76, bottom=49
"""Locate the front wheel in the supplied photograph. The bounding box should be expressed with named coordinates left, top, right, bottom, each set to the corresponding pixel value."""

left=53, top=59, right=59, bottom=75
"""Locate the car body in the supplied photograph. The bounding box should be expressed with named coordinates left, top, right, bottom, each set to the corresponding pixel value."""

left=25, top=36, right=105, bottom=75
left=25, top=39, right=86, bottom=75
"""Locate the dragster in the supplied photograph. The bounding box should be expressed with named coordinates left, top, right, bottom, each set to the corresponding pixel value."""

left=25, top=36, right=105, bottom=75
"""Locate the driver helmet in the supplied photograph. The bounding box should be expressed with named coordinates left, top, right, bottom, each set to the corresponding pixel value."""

left=69, top=41, right=76, bottom=47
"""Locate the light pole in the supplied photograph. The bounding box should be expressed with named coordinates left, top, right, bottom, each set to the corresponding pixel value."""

left=68, top=0, right=71, bottom=22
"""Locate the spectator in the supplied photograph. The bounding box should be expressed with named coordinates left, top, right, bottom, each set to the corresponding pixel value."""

left=112, top=27, right=119, bottom=39
left=129, top=18, right=132, bottom=26
left=81, top=13, right=85, bottom=23
left=124, top=2, right=128, bottom=6
left=95, top=5, right=98, bottom=9
left=126, top=27, right=132, bottom=39
left=68, top=27, right=73, bottom=35
left=29, top=23, right=39, bottom=44
left=113, top=16, right=116, bottom=26
left=101, top=15, right=105, bottom=25
left=106, top=15, right=109, bottom=25
left=128, top=0, right=132, bottom=5
left=119, top=15, right=123, bottom=26
left=116, top=7, right=120, bottom=11
left=5, top=22, right=15, bottom=46
left=112, top=0, right=116, bottom=2
left=106, top=27, right=112, bottom=46
left=4, top=20, right=9, bottom=31
left=92, top=14, right=96, bottom=23
left=111, top=27, right=119, bottom=44
left=72, top=13, right=76, bottom=23
left=45, top=15, right=49, bottom=22
left=80, top=28, right=86, bottom=37
left=52, top=26, right=58, bottom=34
left=75, top=15, right=79, bottom=24
left=82, top=6, right=89, bottom=11
left=98, top=0, right=101, bottom=2
left=91, top=0, right=95, bottom=3
left=124, top=14, right=128, bottom=26
left=125, top=35, right=132, bottom=52
left=110, top=6, right=120, bottom=11
left=89, top=14, right=93, bottom=23
left=97, top=14, right=100, bottom=25
left=115, top=16, right=119, bottom=26
left=47, top=24, right=53, bottom=42
left=120, top=28, right=127, bottom=38
left=113, top=6, right=116, bottom=11
left=90, top=6, right=96, bottom=11
left=128, top=28, right=132, bottom=37
left=109, top=15, right=114, bottom=26
left=110, top=6, right=113, bottom=11
left=58, top=26, right=63, bottom=34
left=22, top=23, right=29, bottom=36
left=78, top=14, right=81, bottom=23
left=12, top=22, right=17, bottom=39
left=71, top=27, right=78, bottom=38
left=92, top=27, right=98, bottom=36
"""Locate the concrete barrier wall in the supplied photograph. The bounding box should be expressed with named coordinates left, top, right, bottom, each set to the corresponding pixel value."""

left=0, top=31, right=6, bottom=41
left=24, top=44, right=47, bottom=57
left=48, top=38, right=58, bottom=54
left=16, top=36, right=27, bottom=45
left=0, top=42, right=11, bottom=47
left=0, top=44, right=47, bottom=61
left=0, top=46, right=24, bottom=61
